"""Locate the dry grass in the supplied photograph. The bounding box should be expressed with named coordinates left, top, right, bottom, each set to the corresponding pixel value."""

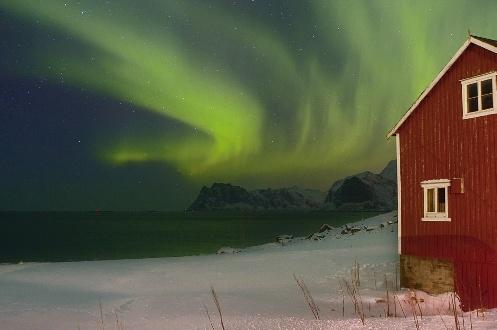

left=293, top=274, right=320, bottom=320
left=98, top=301, right=105, bottom=330
left=351, top=260, right=360, bottom=288
left=210, top=286, right=226, bottom=330
left=114, top=311, right=125, bottom=330
left=94, top=302, right=126, bottom=330
left=385, top=274, right=391, bottom=317
left=405, top=293, right=421, bottom=330
left=342, top=278, right=365, bottom=325
left=394, top=263, right=399, bottom=291
left=394, top=294, right=406, bottom=318
left=202, top=302, right=215, bottom=330
left=449, top=292, right=464, bottom=330
left=340, top=288, right=345, bottom=317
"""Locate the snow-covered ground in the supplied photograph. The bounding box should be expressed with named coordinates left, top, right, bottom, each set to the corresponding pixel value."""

left=1, top=212, right=496, bottom=329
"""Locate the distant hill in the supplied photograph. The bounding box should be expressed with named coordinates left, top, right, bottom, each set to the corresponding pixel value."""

left=187, top=183, right=326, bottom=211
left=188, top=160, right=397, bottom=212
left=323, top=160, right=397, bottom=211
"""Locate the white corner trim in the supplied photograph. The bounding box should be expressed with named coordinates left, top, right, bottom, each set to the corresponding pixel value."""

left=387, top=36, right=497, bottom=138
left=396, top=133, right=402, bottom=255
left=421, top=217, right=452, bottom=222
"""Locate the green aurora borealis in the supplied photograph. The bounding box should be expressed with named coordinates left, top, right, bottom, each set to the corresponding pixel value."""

left=2, top=0, right=497, bottom=210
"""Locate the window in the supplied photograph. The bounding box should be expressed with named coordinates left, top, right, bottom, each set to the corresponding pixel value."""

left=421, top=179, right=450, bottom=221
left=461, top=72, right=497, bottom=119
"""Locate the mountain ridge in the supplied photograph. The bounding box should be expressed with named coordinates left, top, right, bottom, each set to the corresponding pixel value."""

left=188, top=160, right=397, bottom=212
left=188, top=183, right=326, bottom=211
left=323, top=160, right=397, bottom=211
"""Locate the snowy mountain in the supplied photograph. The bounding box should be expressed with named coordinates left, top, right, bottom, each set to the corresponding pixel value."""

left=188, top=160, right=397, bottom=212
left=187, top=183, right=326, bottom=211
left=323, top=160, right=397, bottom=211
left=380, top=159, right=397, bottom=182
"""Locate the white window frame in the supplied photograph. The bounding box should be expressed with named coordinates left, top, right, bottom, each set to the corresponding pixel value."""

left=421, top=179, right=451, bottom=222
left=461, top=71, right=497, bottom=119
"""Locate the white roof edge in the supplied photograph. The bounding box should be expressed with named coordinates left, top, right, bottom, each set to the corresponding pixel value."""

left=387, top=36, right=497, bottom=138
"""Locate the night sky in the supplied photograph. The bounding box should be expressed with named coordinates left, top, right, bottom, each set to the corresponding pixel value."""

left=1, top=1, right=497, bottom=211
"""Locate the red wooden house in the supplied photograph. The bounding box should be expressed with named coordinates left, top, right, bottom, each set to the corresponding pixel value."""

left=388, top=35, right=497, bottom=310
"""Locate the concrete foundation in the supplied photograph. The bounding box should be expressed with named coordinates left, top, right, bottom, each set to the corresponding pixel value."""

left=400, top=254, right=454, bottom=294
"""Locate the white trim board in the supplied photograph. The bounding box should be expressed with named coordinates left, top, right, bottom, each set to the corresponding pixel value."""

left=396, top=133, right=402, bottom=255
left=387, top=36, right=497, bottom=138
left=460, top=70, right=497, bottom=82
left=421, top=179, right=451, bottom=185
left=421, top=217, right=451, bottom=222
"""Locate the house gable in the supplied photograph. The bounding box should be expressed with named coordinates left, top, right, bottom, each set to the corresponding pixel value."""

left=387, top=36, right=497, bottom=138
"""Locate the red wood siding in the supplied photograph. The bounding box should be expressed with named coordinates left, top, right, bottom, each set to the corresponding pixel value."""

left=398, top=44, right=497, bottom=310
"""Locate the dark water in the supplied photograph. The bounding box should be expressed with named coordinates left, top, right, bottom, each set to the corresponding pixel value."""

left=0, top=211, right=381, bottom=263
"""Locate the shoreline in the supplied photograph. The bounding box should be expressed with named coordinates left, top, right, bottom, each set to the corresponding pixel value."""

left=0, top=211, right=384, bottom=264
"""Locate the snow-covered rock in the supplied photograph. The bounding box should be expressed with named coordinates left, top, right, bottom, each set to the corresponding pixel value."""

left=349, top=226, right=361, bottom=234
left=276, top=234, right=294, bottom=246
left=216, top=246, right=241, bottom=254
left=318, top=223, right=334, bottom=233
left=307, top=233, right=325, bottom=241
left=276, top=234, right=294, bottom=241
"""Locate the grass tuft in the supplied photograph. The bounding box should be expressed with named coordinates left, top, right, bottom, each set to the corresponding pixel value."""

left=210, top=286, right=226, bottom=330
left=293, top=274, right=320, bottom=320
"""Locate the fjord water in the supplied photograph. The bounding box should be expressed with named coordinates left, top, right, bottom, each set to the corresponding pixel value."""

left=0, top=211, right=379, bottom=263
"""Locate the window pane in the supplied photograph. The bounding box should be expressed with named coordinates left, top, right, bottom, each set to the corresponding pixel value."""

left=427, top=188, right=435, bottom=212
left=437, top=187, right=446, bottom=213
left=468, top=83, right=478, bottom=98
left=482, top=79, right=493, bottom=95
left=482, top=93, right=494, bottom=110
left=468, top=97, right=479, bottom=112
